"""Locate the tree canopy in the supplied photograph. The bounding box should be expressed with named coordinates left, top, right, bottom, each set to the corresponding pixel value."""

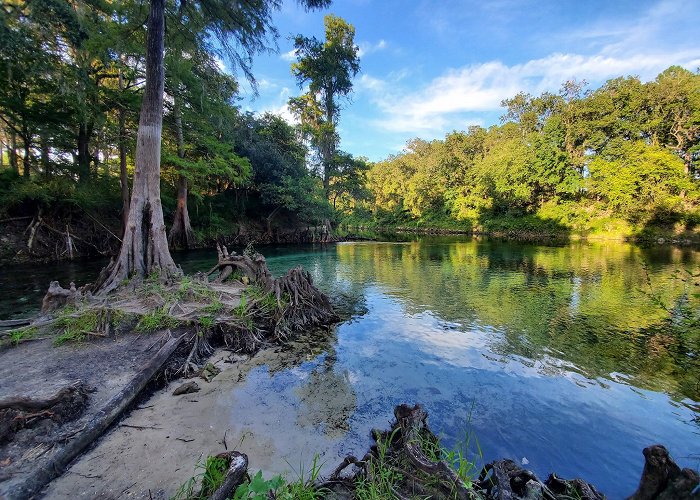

left=355, top=68, right=700, bottom=239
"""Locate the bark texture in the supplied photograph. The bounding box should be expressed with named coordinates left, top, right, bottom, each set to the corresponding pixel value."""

left=168, top=174, right=195, bottom=248
left=168, top=100, right=196, bottom=249
left=96, top=0, right=179, bottom=293
left=118, top=68, right=130, bottom=235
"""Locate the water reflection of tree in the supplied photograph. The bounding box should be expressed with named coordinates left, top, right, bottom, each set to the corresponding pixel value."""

left=294, top=352, right=357, bottom=437
left=335, top=240, right=700, bottom=402
left=262, top=327, right=358, bottom=438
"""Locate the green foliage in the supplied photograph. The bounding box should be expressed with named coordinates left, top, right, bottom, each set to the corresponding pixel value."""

left=198, top=314, right=215, bottom=329
left=172, top=455, right=229, bottom=500
left=233, top=471, right=287, bottom=499
left=355, top=429, right=403, bottom=500
left=588, top=141, right=695, bottom=223
left=289, top=15, right=362, bottom=199
left=0, top=0, right=336, bottom=248
left=54, top=309, right=99, bottom=346
left=233, top=456, right=325, bottom=500
left=135, top=306, right=178, bottom=332
left=355, top=67, right=700, bottom=240
left=8, top=326, right=38, bottom=345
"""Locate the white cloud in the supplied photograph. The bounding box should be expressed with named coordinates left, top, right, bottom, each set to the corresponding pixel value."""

left=359, top=0, right=700, bottom=135
left=357, top=39, right=388, bottom=58
left=280, top=49, right=297, bottom=62
left=363, top=50, right=700, bottom=133
left=257, top=87, right=298, bottom=125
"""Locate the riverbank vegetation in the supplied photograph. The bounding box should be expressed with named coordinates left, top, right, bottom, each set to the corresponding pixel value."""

left=343, top=68, right=700, bottom=243
left=4, top=3, right=699, bottom=267
left=0, top=1, right=368, bottom=264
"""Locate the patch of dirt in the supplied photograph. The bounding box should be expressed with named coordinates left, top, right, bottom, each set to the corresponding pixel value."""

left=0, top=331, right=171, bottom=496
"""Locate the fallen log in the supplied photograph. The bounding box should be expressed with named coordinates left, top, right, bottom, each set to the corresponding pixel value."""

left=208, top=451, right=249, bottom=500
left=0, top=319, right=31, bottom=328
left=4, top=331, right=186, bottom=500
left=0, top=381, right=87, bottom=412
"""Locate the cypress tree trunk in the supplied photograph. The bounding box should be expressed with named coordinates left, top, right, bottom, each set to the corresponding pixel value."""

left=96, top=0, right=179, bottom=293
left=22, top=136, right=30, bottom=178
left=40, top=132, right=50, bottom=177
left=169, top=175, right=195, bottom=248
left=118, top=68, right=130, bottom=236
left=77, top=123, right=91, bottom=182
left=168, top=99, right=195, bottom=249
left=10, top=131, right=18, bottom=174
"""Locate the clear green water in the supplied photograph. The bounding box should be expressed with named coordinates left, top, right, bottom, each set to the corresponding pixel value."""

left=2, top=237, right=699, bottom=496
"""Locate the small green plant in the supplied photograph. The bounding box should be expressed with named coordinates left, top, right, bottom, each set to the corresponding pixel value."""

left=355, top=428, right=403, bottom=500
left=172, top=455, right=229, bottom=500
left=233, top=294, right=248, bottom=317
left=136, top=306, right=178, bottom=332
left=139, top=272, right=167, bottom=298
left=201, top=298, right=224, bottom=315
left=53, top=309, right=99, bottom=346
left=232, top=456, right=326, bottom=500
left=8, top=326, right=37, bottom=345
left=420, top=404, right=482, bottom=493
left=198, top=315, right=215, bottom=329
left=286, top=454, right=327, bottom=500
left=233, top=471, right=287, bottom=499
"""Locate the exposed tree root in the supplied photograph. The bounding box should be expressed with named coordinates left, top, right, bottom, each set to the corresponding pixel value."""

left=211, top=244, right=338, bottom=337
left=0, top=381, right=89, bottom=444
left=319, top=404, right=698, bottom=500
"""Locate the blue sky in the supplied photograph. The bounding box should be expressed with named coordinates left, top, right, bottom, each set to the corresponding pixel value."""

left=232, top=0, right=700, bottom=161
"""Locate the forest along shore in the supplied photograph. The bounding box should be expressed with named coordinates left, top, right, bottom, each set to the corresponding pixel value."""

left=0, top=247, right=337, bottom=499
left=0, top=213, right=337, bottom=266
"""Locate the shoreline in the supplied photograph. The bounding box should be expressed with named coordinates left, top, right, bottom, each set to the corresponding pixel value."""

left=341, top=223, right=700, bottom=247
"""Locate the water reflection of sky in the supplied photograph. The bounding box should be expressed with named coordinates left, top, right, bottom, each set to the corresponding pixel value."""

left=256, top=241, right=700, bottom=498
left=220, top=283, right=699, bottom=498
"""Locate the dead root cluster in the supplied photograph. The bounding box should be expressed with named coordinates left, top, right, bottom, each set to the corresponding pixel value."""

left=4, top=245, right=337, bottom=376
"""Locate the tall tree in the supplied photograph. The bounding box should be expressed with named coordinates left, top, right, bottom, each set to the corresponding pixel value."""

left=98, top=0, right=332, bottom=290
left=289, top=14, right=359, bottom=197
left=165, top=0, right=332, bottom=248
left=97, top=0, right=178, bottom=292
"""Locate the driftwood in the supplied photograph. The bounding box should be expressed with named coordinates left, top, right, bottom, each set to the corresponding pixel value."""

left=0, top=319, right=30, bottom=328
left=208, top=451, right=249, bottom=500
left=4, top=331, right=186, bottom=500
left=627, top=444, right=700, bottom=500
left=0, top=381, right=89, bottom=444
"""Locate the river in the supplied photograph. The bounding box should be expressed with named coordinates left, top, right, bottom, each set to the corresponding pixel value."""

left=2, top=236, right=699, bottom=497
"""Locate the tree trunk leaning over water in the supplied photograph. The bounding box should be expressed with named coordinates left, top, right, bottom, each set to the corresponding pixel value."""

left=96, top=0, right=179, bottom=294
